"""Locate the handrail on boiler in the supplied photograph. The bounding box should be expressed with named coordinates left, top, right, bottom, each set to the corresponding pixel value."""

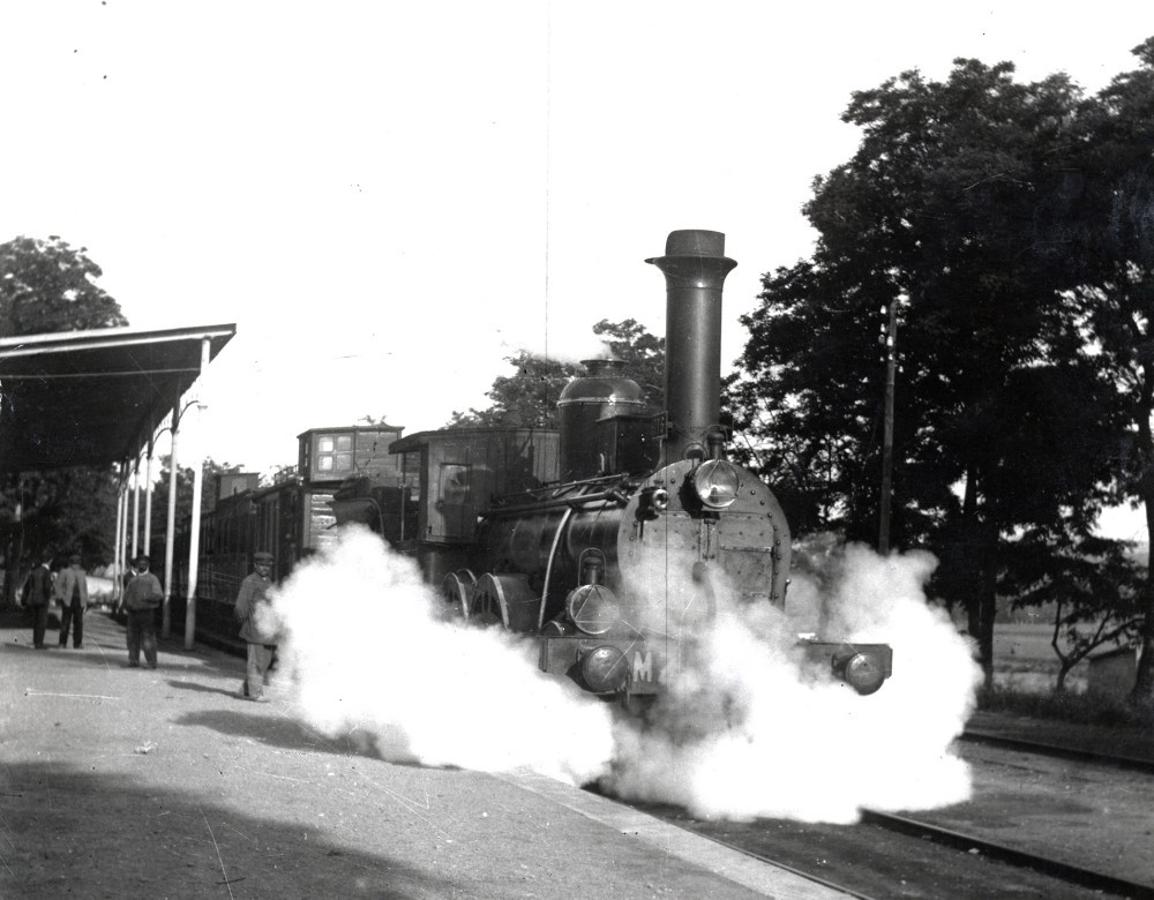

left=538, top=506, right=575, bottom=631
left=486, top=489, right=630, bottom=518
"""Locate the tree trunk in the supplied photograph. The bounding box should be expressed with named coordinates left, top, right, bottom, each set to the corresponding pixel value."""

left=0, top=532, right=13, bottom=609
left=966, top=599, right=982, bottom=655
left=959, top=469, right=998, bottom=688
left=1133, top=620, right=1154, bottom=705
left=1128, top=477, right=1154, bottom=705
left=1128, top=364, right=1154, bottom=706
left=8, top=519, right=25, bottom=608
left=977, top=520, right=999, bottom=690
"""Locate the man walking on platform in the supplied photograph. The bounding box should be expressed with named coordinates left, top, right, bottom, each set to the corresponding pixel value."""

left=235, top=551, right=278, bottom=701
left=120, top=555, right=163, bottom=668
left=55, top=553, right=89, bottom=649
left=22, top=556, right=53, bottom=649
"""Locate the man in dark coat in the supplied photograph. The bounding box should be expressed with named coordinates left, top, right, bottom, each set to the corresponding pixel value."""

left=234, top=551, right=278, bottom=701
left=119, top=555, right=163, bottom=668
left=22, top=556, right=53, bottom=649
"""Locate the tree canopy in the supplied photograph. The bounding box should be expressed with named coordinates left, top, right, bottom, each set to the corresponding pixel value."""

left=448, top=319, right=664, bottom=428
left=0, top=236, right=128, bottom=595
left=0, top=236, right=127, bottom=336
left=1061, top=37, right=1154, bottom=699
left=731, top=49, right=1150, bottom=687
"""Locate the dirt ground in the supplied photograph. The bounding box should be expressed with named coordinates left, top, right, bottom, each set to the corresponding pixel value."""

left=0, top=608, right=804, bottom=900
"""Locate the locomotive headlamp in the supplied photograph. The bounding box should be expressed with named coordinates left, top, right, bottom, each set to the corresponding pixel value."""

left=565, top=583, right=620, bottom=635
left=692, top=459, right=740, bottom=510
left=638, top=486, right=670, bottom=519
left=840, top=650, right=887, bottom=696
left=580, top=645, right=628, bottom=693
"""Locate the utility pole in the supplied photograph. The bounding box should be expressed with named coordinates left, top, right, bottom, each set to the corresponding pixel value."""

left=879, top=300, right=899, bottom=555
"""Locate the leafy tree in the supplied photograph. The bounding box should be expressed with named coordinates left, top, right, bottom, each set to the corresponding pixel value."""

left=1002, top=529, right=1143, bottom=691
left=449, top=352, right=580, bottom=428
left=1, top=468, right=119, bottom=568
left=0, top=236, right=127, bottom=336
left=147, top=456, right=242, bottom=542
left=0, top=236, right=128, bottom=603
left=1066, top=38, right=1154, bottom=702
left=448, top=319, right=664, bottom=428
left=591, top=318, right=665, bottom=408
left=733, top=58, right=1124, bottom=685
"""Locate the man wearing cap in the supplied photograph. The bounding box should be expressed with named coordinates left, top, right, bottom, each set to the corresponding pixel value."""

left=22, top=555, right=54, bottom=649
left=120, top=555, right=163, bottom=668
left=55, top=553, right=89, bottom=649
left=234, top=552, right=278, bottom=702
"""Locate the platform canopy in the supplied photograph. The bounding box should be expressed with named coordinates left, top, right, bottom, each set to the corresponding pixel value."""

left=0, top=323, right=235, bottom=473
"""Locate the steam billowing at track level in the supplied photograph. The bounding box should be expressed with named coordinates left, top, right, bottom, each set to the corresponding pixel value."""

left=267, top=528, right=980, bottom=824
left=266, top=527, right=615, bottom=785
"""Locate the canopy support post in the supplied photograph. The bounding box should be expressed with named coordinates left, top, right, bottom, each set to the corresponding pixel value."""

left=131, top=455, right=141, bottom=562
left=162, top=405, right=180, bottom=639
left=113, top=466, right=126, bottom=605
left=143, top=436, right=155, bottom=559
left=184, top=337, right=211, bottom=650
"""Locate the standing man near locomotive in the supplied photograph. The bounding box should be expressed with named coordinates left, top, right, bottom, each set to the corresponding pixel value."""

left=234, top=551, right=278, bottom=702
left=55, top=553, right=89, bottom=649
left=22, top=555, right=53, bottom=649
left=120, top=555, right=163, bottom=668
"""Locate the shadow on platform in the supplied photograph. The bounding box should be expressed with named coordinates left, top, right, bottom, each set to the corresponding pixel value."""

left=0, top=760, right=449, bottom=899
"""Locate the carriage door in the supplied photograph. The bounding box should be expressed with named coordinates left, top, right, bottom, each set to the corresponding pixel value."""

left=435, top=463, right=474, bottom=541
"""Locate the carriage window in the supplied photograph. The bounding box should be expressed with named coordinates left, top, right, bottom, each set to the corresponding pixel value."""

left=315, top=434, right=354, bottom=475
left=438, top=464, right=471, bottom=505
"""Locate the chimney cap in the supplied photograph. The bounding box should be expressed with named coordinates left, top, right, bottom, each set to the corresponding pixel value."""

left=663, top=229, right=726, bottom=258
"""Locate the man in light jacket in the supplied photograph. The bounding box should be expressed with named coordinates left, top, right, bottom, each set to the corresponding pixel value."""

left=235, top=551, right=279, bottom=702
left=55, top=553, right=89, bottom=649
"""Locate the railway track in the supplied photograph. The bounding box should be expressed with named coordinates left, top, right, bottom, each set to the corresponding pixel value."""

left=662, top=807, right=1152, bottom=899
left=960, top=728, right=1154, bottom=774
left=858, top=808, right=1152, bottom=899
left=594, top=725, right=1154, bottom=900
left=684, top=835, right=883, bottom=900
left=586, top=779, right=1148, bottom=899
left=684, top=725, right=1154, bottom=897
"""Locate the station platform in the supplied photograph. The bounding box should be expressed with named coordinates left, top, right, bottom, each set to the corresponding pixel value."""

left=0, top=609, right=843, bottom=899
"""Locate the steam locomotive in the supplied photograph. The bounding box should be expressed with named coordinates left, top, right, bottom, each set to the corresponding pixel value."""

left=325, top=229, right=893, bottom=698
left=169, top=230, right=890, bottom=697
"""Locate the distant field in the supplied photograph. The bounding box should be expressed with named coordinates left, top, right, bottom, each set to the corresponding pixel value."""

left=86, top=575, right=115, bottom=602
left=989, top=622, right=1114, bottom=694
left=994, top=623, right=1060, bottom=664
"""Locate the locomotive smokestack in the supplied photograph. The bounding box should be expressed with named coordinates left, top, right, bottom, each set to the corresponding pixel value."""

left=646, top=230, right=736, bottom=464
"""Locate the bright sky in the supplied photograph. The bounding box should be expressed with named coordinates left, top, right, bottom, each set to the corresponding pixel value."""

left=2, top=2, right=1150, bottom=510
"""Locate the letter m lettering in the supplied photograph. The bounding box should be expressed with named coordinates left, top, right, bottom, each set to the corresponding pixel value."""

left=632, top=651, right=653, bottom=682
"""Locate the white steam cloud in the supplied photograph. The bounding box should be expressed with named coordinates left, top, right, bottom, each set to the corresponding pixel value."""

left=511, top=332, right=619, bottom=366
left=268, top=527, right=614, bottom=785
left=606, top=538, right=980, bottom=823
left=269, top=528, right=980, bottom=824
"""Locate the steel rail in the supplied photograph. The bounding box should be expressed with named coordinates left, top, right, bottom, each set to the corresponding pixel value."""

left=680, top=831, right=883, bottom=900
left=593, top=782, right=1144, bottom=899
left=859, top=809, right=1152, bottom=898
left=581, top=784, right=881, bottom=900
left=960, top=729, right=1154, bottom=775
